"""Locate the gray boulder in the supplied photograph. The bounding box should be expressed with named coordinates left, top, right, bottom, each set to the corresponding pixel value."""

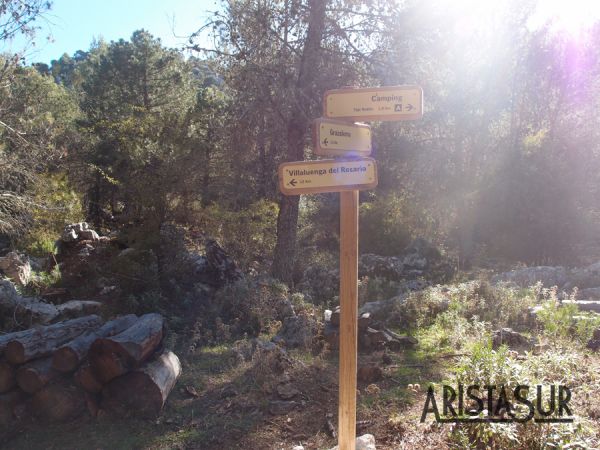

left=492, top=328, right=532, bottom=350
left=359, top=239, right=455, bottom=283
left=0, top=279, right=59, bottom=323
left=359, top=295, right=407, bottom=322
left=0, top=251, right=32, bottom=286
left=568, top=261, right=600, bottom=290
left=61, top=222, right=100, bottom=243
left=578, top=287, right=600, bottom=299
left=329, top=434, right=376, bottom=450
left=273, top=313, right=318, bottom=349
left=492, top=266, right=568, bottom=288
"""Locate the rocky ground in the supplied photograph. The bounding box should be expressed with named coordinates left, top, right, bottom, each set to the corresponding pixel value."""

left=2, top=226, right=600, bottom=449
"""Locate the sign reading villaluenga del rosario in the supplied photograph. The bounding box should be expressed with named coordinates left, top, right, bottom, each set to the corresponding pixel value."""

left=278, top=158, right=377, bottom=195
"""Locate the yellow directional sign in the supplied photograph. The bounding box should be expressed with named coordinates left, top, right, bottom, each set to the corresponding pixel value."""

left=279, top=158, right=377, bottom=195
left=323, top=85, right=423, bottom=121
left=313, top=118, right=372, bottom=157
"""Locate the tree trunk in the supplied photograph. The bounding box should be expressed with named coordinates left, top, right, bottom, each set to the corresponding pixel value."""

left=271, top=0, right=327, bottom=283
left=0, top=329, right=37, bottom=356
left=5, top=315, right=103, bottom=365
left=89, top=313, right=164, bottom=383
left=101, top=349, right=181, bottom=418
left=16, top=357, right=61, bottom=394
left=0, top=360, right=15, bottom=393
left=53, top=314, right=138, bottom=373
left=32, top=380, right=86, bottom=422
left=74, top=363, right=103, bottom=393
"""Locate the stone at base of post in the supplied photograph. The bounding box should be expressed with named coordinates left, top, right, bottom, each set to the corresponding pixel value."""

left=329, top=434, right=376, bottom=450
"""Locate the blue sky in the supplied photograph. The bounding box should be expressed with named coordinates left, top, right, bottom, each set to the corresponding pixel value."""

left=2, top=0, right=220, bottom=64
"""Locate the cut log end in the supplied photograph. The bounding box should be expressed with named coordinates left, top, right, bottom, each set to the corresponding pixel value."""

left=52, top=348, right=79, bottom=373
left=102, top=350, right=181, bottom=418
left=16, top=357, right=60, bottom=394
left=89, top=313, right=164, bottom=383
left=0, top=361, right=16, bottom=394
left=74, top=364, right=104, bottom=394
left=32, top=381, right=86, bottom=422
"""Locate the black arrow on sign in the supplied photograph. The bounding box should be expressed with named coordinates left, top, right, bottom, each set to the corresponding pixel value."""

left=289, top=179, right=297, bottom=187
left=406, top=104, right=414, bottom=111
left=323, top=138, right=329, bottom=146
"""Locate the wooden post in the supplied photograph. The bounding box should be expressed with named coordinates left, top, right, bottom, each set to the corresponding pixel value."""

left=338, top=189, right=359, bottom=450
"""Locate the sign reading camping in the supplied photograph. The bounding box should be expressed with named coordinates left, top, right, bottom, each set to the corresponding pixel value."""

left=323, top=85, right=423, bottom=121
left=313, top=118, right=372, bottom=157
left=278, top=158, right=377, bottom=195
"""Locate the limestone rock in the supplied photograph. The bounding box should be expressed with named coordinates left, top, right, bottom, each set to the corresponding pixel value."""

left=273, top=313, right=318, bottom=349
left=276, top=383, right=300, bottom=400
left=0, top=279, right=59, bottom=323
left=359, top=239, right=455, bottom=283
left=578, top=287, right=600, bottom=299
left=61, top=222, right=92, bottom=243
left=0, top=251, right=32, bottom=286
left=492, top=266, right=568, bottom=288
left=492, top=328, right=531, bottom=349
left=329, top=434, right=376, bottom=450
left=359, top=296, right=406, bottom=322
left=205, top=239, right=243, bottom=287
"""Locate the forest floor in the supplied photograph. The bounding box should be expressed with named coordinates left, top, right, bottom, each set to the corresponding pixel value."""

left=4, top=299, right=600, bottom=450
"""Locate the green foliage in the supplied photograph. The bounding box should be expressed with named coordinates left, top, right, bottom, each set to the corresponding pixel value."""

left=416, top=310, right=489, bottom=355
left=74, top=30, right=212, bottom=239
left=358, top=276, right=401, bottom=305
left=108, top=248, right=159, bottom=295
left=295, top=250, right=339, bottom=306
left=450, top=343, right=594, bottom=449
left=0, top=61, right=80, bottom=239
left=27, top=265, right=62, bottom=296
left=359, top=193, right=438, bottom=256
left=209, top=277, right=289, bottom=342
left=535, top=286, right=600, bottom=343
left=196, top=200, right=278, bottom=270
left=392, top=281, right=535, bottom=333
left=17, top=172, right=83, bottom=257
left=447, top=281, right=536, bottom=330
left=120, top=289, right=166, bottom=316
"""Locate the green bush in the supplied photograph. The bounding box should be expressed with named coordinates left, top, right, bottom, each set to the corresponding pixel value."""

left=27, top=265, right=62, bottom=296
left=195, top=200, right=278, bottom=271
left=448, top=280, right=536, bottom=330
left=18, top=172, right=83, bottom=257
left=209, top=277, right=288, bottom=341
left=535, top=286, right=600, bottom=343
left=359, top=193, right=439, bottom=256
left=390, top=281, right=535, bottom=333
left=449, top=343, right=593, bottom=449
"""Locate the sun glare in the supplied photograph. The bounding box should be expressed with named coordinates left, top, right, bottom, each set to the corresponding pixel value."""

left=528, top=0, right=600, bottom=36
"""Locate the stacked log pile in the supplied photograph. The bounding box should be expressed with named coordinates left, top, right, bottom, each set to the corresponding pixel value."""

left=323, top=306, right=418, bottom=351
left=0, top=313, right=181, bottom=427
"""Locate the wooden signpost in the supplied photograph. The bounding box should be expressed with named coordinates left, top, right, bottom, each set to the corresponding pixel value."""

left=278, top=85, right=423, bottom=450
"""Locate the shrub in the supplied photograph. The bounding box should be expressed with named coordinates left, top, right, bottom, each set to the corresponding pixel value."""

left=449, top=343, right=594, bottom=449
left=210, top=277, right=288, bottom=341
left=535, top=285, right=600, bottom=343
left=17, top=172, right=83, bottom=257
left=359, top=193, right=440, bottom=256
left=195, top=200, right=278, bottom=271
